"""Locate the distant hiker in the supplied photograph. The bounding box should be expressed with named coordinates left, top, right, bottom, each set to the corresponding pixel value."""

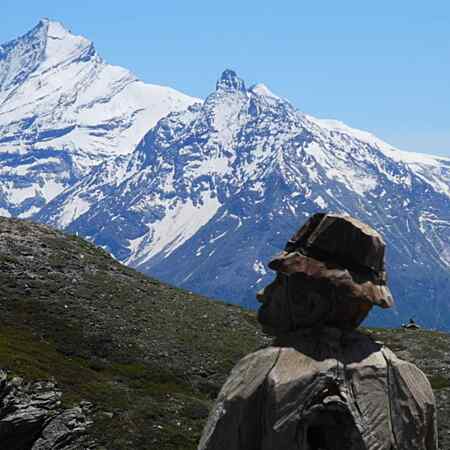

left=402, top=317, right=421, bottom=330
left=198, top=213, right=438, bottom=450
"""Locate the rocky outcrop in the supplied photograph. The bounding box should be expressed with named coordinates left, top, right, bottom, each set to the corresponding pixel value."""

left=0, top=370, right=95, bottom=449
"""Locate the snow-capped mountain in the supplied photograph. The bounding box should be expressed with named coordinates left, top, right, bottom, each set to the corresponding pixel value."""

left=37, top=70, right=450, bottom=330
left=0, top=19, right=198, bottom=218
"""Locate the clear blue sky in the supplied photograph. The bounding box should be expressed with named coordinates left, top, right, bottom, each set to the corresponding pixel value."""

left=2, top=0, right=450, bottom=157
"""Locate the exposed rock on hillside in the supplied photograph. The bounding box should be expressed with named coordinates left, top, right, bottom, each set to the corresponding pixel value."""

left=0, top=371, right=94, bottom=449
left=0, top=217, right=267, bottom=449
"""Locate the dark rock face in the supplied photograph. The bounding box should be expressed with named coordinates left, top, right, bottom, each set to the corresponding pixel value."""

left=215, top=69, right=246, bottom=92
left=199, top=214, right=438, bottom=450
left=0, top=371, right=94, bottom=449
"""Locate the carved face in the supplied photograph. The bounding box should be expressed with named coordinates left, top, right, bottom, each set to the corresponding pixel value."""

left=257, top=272, right=290, bottom=334
left=257, top=252, right=374, bottom=333
left=257, top=267, right=334, bottom=334
left=256, top=214, right=393, bottom=333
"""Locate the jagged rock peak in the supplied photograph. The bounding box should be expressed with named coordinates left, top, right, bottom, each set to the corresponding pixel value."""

left=216, top=69, right=246, bottom=92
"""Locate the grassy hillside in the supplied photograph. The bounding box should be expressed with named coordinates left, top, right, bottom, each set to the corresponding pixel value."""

left=0, top=217, right=448, bottom=449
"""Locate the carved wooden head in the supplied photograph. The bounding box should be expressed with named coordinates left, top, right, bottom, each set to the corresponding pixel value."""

left=257, top=213, right=394, bottom=334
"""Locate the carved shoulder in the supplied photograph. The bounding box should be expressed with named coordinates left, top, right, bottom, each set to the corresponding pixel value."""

left=382, top=347, right=438, bottom=450
left=198, top=347, right=280, bottom=450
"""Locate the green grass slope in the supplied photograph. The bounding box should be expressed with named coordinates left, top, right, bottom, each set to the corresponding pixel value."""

left=0, top=217, right=448, bottom=449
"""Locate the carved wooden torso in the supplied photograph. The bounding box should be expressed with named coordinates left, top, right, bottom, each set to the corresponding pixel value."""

left=198, top=329, right=437, bottom=450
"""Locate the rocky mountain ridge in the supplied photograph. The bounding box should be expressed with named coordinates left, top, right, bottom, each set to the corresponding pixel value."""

left=37, top=69, right=450, bottom=330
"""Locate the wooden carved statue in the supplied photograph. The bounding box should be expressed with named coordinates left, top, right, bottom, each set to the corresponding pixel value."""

left=198, top=213, right=438, bottom=450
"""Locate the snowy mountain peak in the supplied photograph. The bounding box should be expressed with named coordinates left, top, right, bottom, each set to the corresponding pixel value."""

left=40, top=19, right=96, bottom=69
left=44, top=19, right=71, bottom=37
left=0, top=19, right=96, bottom=93
left=0, top=21, right=198, bottom=219
left=0, top=21, right=46, bottom=91
left=36, top=18, right=92, bottom=49
left=216, top=69, right=246, bottom=92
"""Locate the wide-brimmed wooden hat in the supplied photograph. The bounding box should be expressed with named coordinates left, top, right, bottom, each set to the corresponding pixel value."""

left=268, top=213, right=394, bottom=309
